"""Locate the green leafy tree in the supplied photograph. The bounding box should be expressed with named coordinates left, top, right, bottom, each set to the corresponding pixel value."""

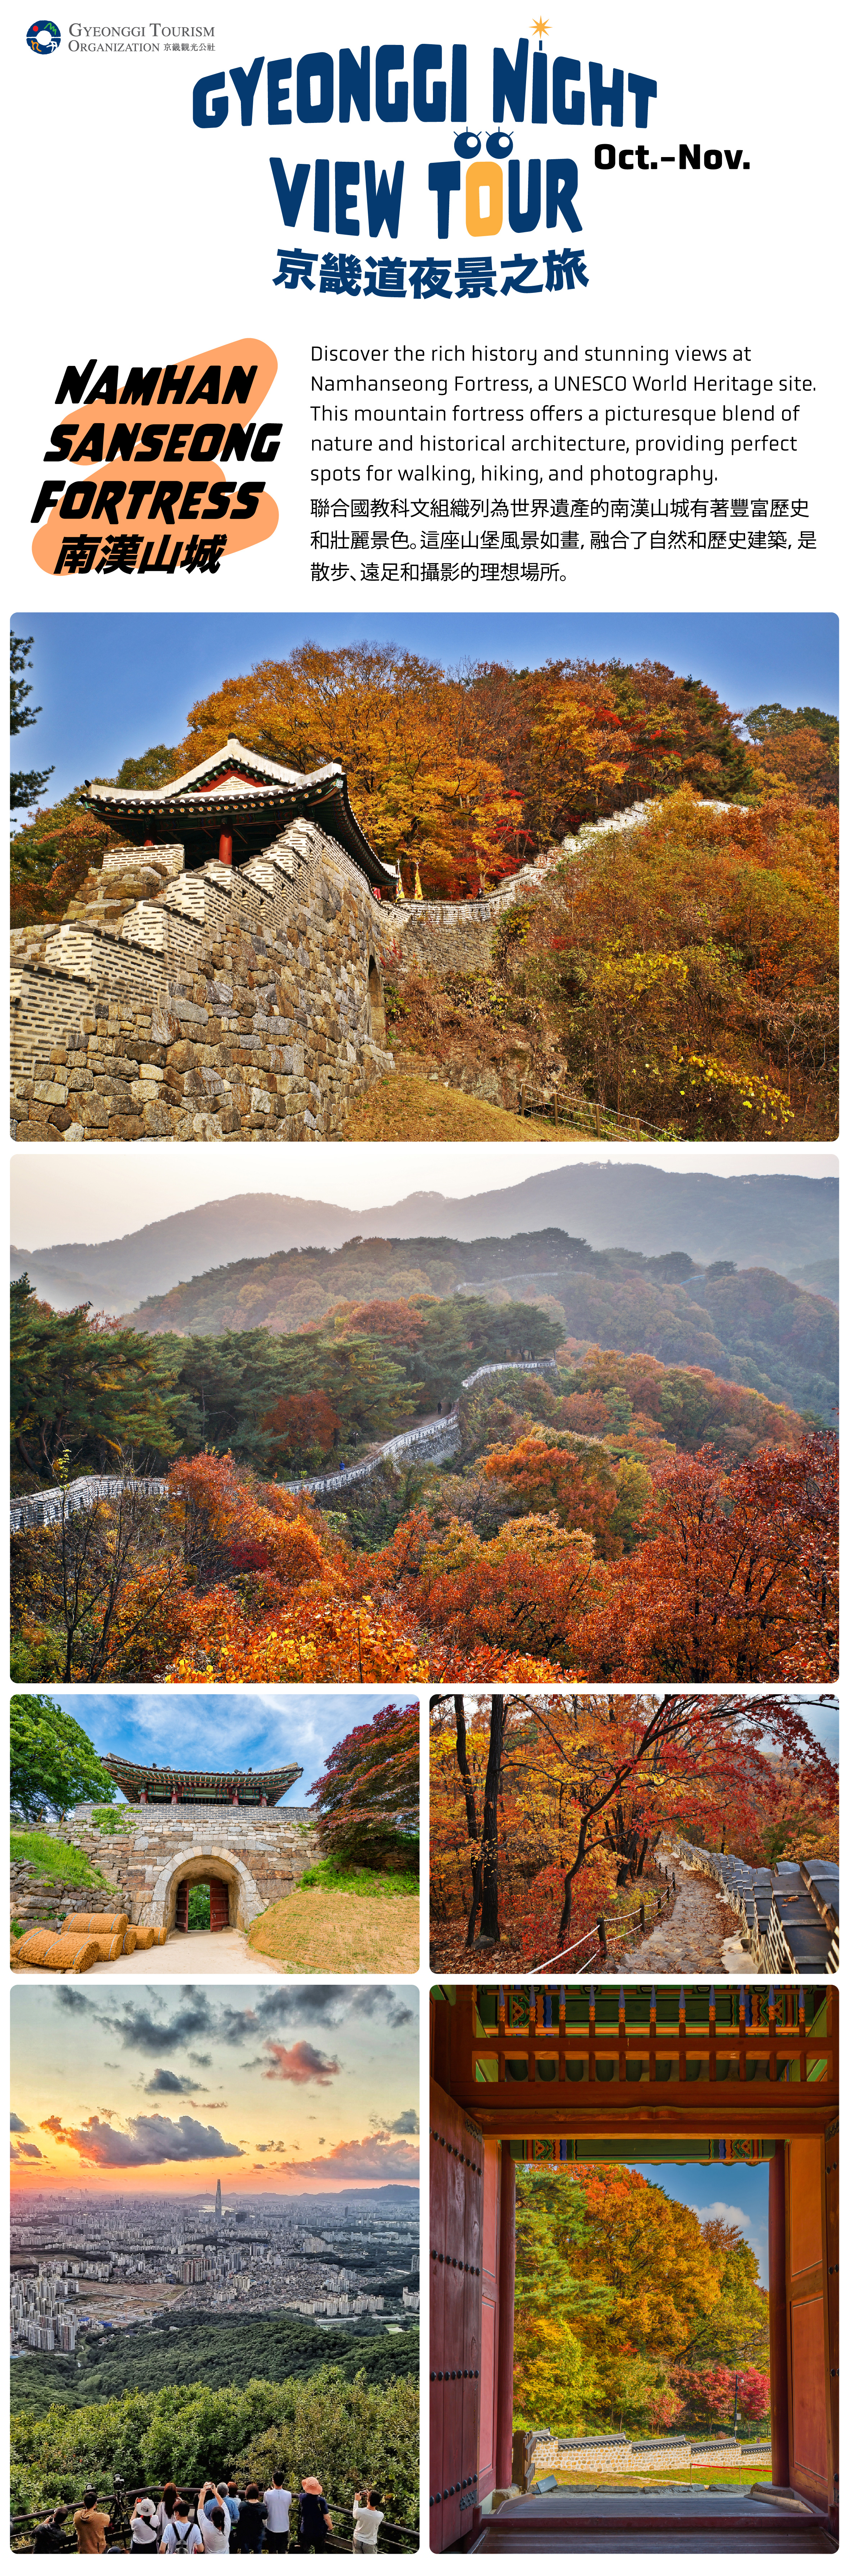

left=745, top=702, right=839, bottom=747
left=110, top=744, right=183, bottom=789
left=10, top=1692, right=117, bottom=1821
left=10, top=633, right=54, bottom=814
left=11, top=2365, right=419, bottom=2530
left=11, top=1277, right=180, bottom=1485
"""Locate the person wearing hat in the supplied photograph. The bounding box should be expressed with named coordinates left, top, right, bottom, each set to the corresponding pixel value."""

left=130, top=2495, right=160, bottom=2551
left=295, top=2481, right=332, bottom=2554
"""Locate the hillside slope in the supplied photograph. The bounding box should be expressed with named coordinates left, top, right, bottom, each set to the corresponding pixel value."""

left=12, top=1165, right=837, bottom=1312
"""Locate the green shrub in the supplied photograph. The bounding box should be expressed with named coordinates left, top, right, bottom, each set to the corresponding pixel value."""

left=9, top=1832, right=110, bottom=1889
left=11, top=2364, right=419, bottom=2529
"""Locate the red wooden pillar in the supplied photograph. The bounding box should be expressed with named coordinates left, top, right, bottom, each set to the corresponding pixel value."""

left=495, top=2146, right=516, bottom=2490
left=769, top=2146, right=790, bottom=2487
left=218, top=831, right=232, bottom=866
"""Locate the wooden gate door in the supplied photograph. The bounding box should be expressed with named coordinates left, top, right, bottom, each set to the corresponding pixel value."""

left=174, top=1880, right=190, bottom=1931
left=209, top=1878, right=229, bottom=1929
left=786, top=2136, right=834, bottom=2518
left=430, top=2077, right=484, bottom=2553
left=824, top=2119, right=839, bottom=2531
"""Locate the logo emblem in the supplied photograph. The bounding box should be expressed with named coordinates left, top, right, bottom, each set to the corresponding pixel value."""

left=27, top=19, right=61, bottom=49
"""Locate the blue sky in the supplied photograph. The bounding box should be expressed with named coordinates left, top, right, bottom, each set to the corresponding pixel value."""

left=767, top=1697, right=838, bottom=1765
left=55, top=1687, right=411, bottom=1801
left=628, top=2158, right=770, bottom=2287
left=12, top=611, right=838, bottom=807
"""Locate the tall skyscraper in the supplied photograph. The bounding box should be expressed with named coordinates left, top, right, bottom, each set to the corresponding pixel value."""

left=215, top=2180, right=222, bottom=2226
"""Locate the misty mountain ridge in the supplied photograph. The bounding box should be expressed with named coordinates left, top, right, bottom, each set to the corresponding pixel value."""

left=12, top=1163, right=838, bottom=1314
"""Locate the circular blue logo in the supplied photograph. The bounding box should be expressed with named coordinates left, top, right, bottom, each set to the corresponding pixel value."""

left=27, top=19, right=61, bottom=49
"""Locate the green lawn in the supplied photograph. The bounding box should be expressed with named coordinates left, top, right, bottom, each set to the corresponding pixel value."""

left=298, top=1858, right=419, bottom=1898
left=542, top=2465, right=772, bottom=2492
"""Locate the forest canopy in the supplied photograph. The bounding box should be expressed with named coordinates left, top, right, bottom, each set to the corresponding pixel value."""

left=513, top=2164, right=770, bottom=2440
left=11, top=645, right=837, bottom=917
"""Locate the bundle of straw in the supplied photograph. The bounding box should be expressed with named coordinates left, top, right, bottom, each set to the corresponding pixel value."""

left=13, top=1927, right=63, bottom=1967
left=63, top=1911, right=128, bottom=1934
left=36, top=1934, right=100, bottom=1974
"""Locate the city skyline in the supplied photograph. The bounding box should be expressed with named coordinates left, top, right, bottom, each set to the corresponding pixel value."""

left=11, top=1983, right=419, bottom=2200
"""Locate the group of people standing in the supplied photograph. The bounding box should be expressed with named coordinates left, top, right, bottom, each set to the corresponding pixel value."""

left=36, top=2471, right=385, bottom=2555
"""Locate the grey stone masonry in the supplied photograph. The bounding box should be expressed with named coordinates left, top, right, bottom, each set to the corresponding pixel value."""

left=36, top=1804, right=320, bottom=1930
left=11, top=822, right=393, bottom=1143
left=11, top=800, right=731, bottom=1143
left=10, top=1858, right=124, bottom=1932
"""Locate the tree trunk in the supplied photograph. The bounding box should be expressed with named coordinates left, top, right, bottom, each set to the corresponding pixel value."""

left=479, top=1693, right=507, bottom=1942
left=558, top=1811, right=591, bottom=1941
left=454, top=1694, right=479, bottom=1847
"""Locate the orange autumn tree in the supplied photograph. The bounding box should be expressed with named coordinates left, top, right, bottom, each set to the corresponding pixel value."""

left=509, top=785, right=838, bottom=1136
left=260, top=1387, right=342, bottom=1472
left=513, top=2164, right=769, bottom=2435
left=173, top=641, right=517, bottom=898
left=115, top=1451, right=427, bottom=1684
left=584, top=1432, right=838, bottom=1684
left=429, top=1689, right=837, bottom=1962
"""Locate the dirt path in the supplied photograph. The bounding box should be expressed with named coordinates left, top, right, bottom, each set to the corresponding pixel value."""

left=619, top=1850, right=750, bottom=1975
left=14, top=1901, right=420, bottom=1980
left=13, top=1926, right=264, bottom=1978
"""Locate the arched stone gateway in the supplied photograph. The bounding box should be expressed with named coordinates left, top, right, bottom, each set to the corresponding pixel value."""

left=150, top=1842, right=265, bottom=1932
left=50, top=1800, right=319, bottom=1931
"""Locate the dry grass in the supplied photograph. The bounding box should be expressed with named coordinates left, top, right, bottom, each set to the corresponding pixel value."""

left=338, top=1074, right=576, bottom=1143
left=247, top=1888, right=420, bottom=1973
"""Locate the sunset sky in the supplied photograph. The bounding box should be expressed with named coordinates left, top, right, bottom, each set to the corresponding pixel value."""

left=10, top=1983, right=419, bottom=2200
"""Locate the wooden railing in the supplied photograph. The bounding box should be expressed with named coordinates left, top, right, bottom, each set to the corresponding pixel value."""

left=530, top=1873, right=677, bottom=1973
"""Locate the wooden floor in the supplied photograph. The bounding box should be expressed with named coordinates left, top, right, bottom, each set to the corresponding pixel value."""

left=470, top=2490, right=836, bottom=2554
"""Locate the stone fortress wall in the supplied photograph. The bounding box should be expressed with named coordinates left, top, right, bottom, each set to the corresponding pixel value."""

left=526, top=2429, right=772, bottom=2479
left=10, top=800, right=675, bottom=1143
left=10, top=819, right=393, bottom=1143
left=12, top=1804, right=320, bottom=1934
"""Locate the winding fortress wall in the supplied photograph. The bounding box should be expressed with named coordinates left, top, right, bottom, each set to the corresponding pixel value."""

left=12, top=1362, right=561, bottom=1526
left=10, top=801, right=675, bottom=1143
left=284, top=1356, right=559, bottom=1496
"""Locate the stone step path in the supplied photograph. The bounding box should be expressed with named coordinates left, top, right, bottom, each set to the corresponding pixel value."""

left=619, top=1850, right=750, bottom=1976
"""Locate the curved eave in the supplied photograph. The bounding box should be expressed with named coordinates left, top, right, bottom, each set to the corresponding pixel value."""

left=102, top=1754, right=303, bottom=1804
left=82, top=773, right=396, bottom=894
